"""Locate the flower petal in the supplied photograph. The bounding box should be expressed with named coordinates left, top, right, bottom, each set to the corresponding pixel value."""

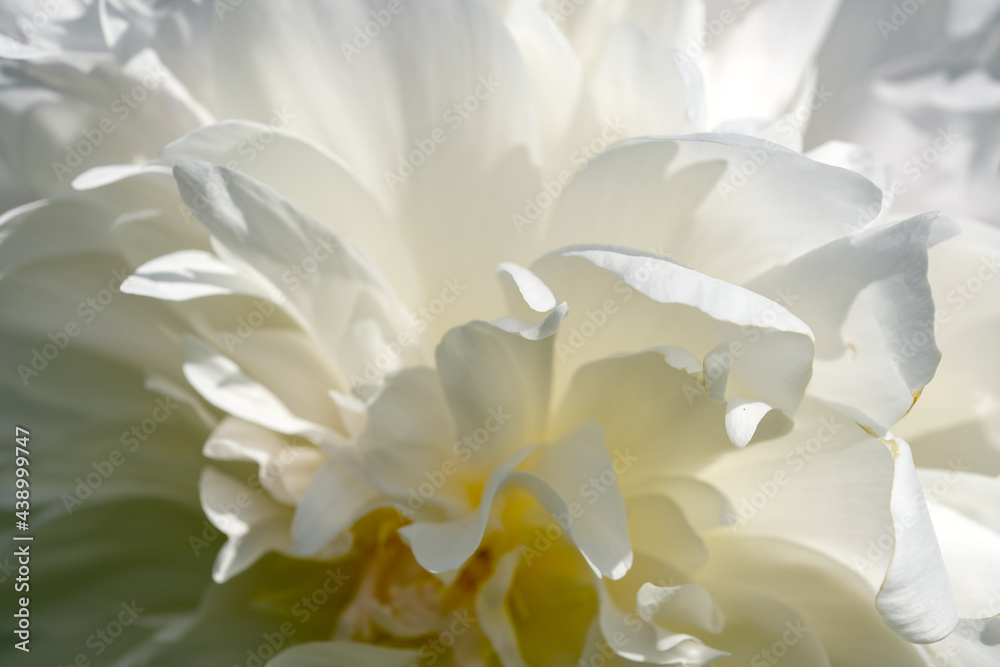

left=173, top=161, right=423, bottom=385
left=537, top=248, right=814, bottom=446
left=121, top=249, right=274, bottom=301
left=291, top=459, right=385, bottom=556
left=542, top=135, right=883, bottom=285
left=877, top=436, right=958, bottom=643
left=199, top=467, right=295, bottom=583
left=748, top=212, right=959, bottom=429
left=181, top=336, right=344, bottom=450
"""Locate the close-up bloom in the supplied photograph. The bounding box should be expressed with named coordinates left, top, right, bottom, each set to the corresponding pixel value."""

left=1, top=1, right=999, bottom=665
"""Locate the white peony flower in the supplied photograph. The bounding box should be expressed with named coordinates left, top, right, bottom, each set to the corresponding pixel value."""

left=1, top=1, right=999, bottom=666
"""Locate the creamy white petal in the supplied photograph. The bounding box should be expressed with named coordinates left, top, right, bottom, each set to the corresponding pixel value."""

left=594, top=572, right=726, bottom=666
left=121, top=249, right=274, bottom=301
left=556, top=351, right=732, bottom=481
left=173, top=161, right=423, bottom=384
left=748, top=212, right=958, bottom=429
left=523, top=420, right=633, bottom=579
left=435, top=319, right=557, bottom=473
left=155, top=121, right=427, bottom=311
left=627, top=493, right=708, bottom=574
left=398, top=445, right=536, bottom=574
left=699, top=400, right=897, bottom=591
left=357, top=367, right=465, bottom=514
left=501, top=0, right=586, bottom=171
left=498, top=261, right=559, bottom=314
left=542, top=135, right=883, bottom=285
left=202, top=417, right=324, bottom=506
left=701, top=0, right=840, bottom=125
left=199, top=466, right=295, bottom=583
left=700, top=535, right=929, bottom=666
left=536, top=247, right=814, bottom=445
left=291, top=459, right=384, bottom=556
left=877, top=436, right=958, bottom=643
left=181, top=336, right=343, bottom=449
left=590, top=23, right=698, bottom=136
left=897, top=219, right=1000, bottom=466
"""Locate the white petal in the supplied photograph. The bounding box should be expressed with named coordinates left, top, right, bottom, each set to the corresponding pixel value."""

left=877, top=437, right=958, bottom=643
left=637, top=582, right=724, bottom=634
left=556, top=352, right=732, bottom=482
left=357, top=367, right=464, bottom=514
left=701, top=0, right=840, bottom=124
left=291, top=460, right=384, bottom=556
left=700, top=535, right=929, bottom=666
left=199, top=467, right=294, bottom=583
left=700, top=400, right=897, bottom=592
left=435, top=319, right=557, bottom=474
left=398, top=445, right=536, bottom=574
left=155, top=120, right=427, bottom=311
left=523, top=421, right=633, bottom=579
left=897, top=219, right=1000, bottom=469
left=498, top=261, right=559, bottom=313
left=181, top=336, right=343, bottom=450
left=748, top=212, right=958, bottom=429
left=627, top=493, right=708, bottom=574
left=203, top=417, right=324, bottom=506
left=542, top=135, right=883, bottom=285
left=121, top=249, right=273, bottom=301
left=590, top=23, right=698, bottom=135
left=918, top=470, right=1000, bottom=619
left=537, top=247, right=814, bottom=446
left=173, top=161, right=422, bottom=385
